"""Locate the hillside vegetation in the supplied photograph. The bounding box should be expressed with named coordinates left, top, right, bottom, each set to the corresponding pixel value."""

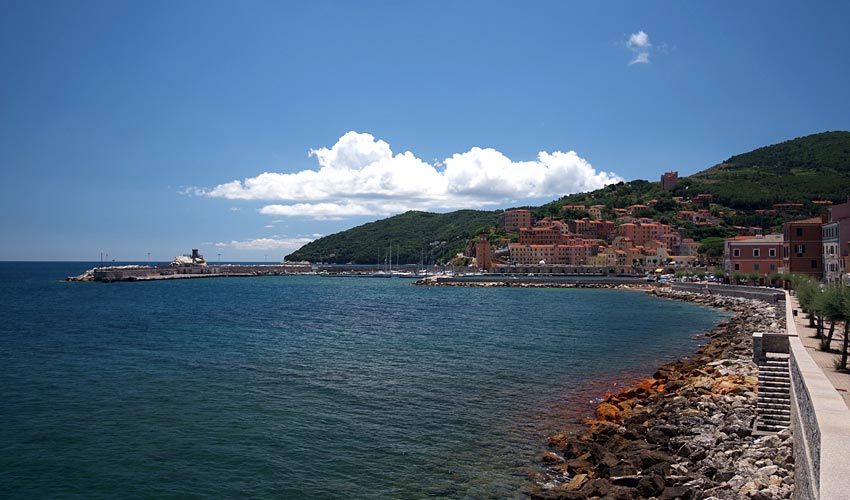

left=286, top=210, right=498, bottom=264
left=685, top=131, right=850, bottom=209
left=287, top=131, right=850, bottom=263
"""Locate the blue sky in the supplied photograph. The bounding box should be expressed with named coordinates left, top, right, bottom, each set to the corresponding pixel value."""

left=2, top=1, right=849, bottom=261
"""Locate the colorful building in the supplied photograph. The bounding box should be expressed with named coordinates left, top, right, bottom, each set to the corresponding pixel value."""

left=567, top=218, right=615, bottom=240
left=497, top=209, right=533, bottom=234
left=617, top=221, right=675, bottom=249
left=782, top=217, right=825, bottom=279
left=724, top=234, right=783, bottom=278
left=822, top=200, right=850, bottom=283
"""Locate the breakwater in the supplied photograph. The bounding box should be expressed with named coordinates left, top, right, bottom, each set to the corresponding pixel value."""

left=66, top=264, right=313, bottom=282
left=531, top=289, right=795, bottom=500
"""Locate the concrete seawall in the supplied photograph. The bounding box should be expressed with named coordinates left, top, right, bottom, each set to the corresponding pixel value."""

left=674, top=283, right=850, bottom=499
left=673, top=282, right=785, bottom=304
left=784, top=291, right=850, bottom=500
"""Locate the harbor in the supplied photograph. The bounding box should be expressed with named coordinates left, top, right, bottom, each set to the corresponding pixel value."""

left=66, top=249, right=313, bottom=282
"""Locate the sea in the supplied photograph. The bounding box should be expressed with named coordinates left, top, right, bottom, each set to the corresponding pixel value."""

left=0, top=262, right=728, bottom=499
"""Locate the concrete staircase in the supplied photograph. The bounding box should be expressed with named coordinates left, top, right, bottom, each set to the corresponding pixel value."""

left=755, top=356, right=791, bottom=433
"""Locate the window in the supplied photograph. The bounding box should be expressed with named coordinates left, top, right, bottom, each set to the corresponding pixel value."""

left=753, top=249, right=760, bottom=257
left=811, top=259, right=818, bottom=269
left=769, top=248, right=776, bottom=257
left=754, top=264, right=760, bottom=271
left=796, top=228, right=803, bottom=237
left=770, top=264, right=776, bottom=271
left=733, top=249, right=740, bottom=257
left=734, top=264, right=740, bottom=270
left=796, top=245, right=805, bottom=257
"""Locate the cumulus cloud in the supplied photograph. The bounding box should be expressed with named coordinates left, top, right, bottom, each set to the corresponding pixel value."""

left=215, top=237, right=318, bottom=252
left=199, top=131, right=622, bottom=219
left=627, top=30, right=652, bottom=65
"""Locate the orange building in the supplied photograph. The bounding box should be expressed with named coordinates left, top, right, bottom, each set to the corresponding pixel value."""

left=508, top=238, right=598, bottom=265
left=518, top=219, right=570, bottom=245
left=724, top=234, right=783, bottom=278
left=567, top=218, right=615, bottom=240
left=617, top=221, right=674, bottom=248
left=782, top=217, right=825, bottom=279
left=497, top=209, right=533, bottom=234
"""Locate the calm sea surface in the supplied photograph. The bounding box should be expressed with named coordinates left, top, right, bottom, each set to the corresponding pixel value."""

left=0, top=262, right=727, bottom=499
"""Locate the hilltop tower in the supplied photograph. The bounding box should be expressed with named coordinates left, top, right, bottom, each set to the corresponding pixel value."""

left=661, top=171, right=678, bottom=191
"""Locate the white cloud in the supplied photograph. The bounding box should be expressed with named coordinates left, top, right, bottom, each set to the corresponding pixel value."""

left=630, top=52, right=650, bottom=65
left=626, top=30, right=652, bottom=65
left=215, top=237, right=317, bottom=252
left=628, top=31, right=651, bottom=50
left=199, top=131, right=622, bottom=219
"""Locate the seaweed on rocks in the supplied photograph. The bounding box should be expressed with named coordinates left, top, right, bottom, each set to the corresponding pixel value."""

left=530, top=289, right=794, bottom=500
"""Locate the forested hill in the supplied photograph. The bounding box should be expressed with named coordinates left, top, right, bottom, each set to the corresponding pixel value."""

left=684, top=131, right=850, bottom=209
left=548, top=131, right=850, bottom=214
left=285, top=210, right=498, bottom=264
left=287, top=131, right=850, bottom=264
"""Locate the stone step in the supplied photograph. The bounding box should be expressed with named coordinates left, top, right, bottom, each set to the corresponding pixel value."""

left=760, top=382, right=791, bottom=389
left=761, top=418, right=791, bottom=427
left=757, top=424, right=789, bottom=433
left=759, top=383, right=790, bottom=391
left=759, top=366, right=789, bottom=373
left=758, top=399, right=791, bottom=407
left=759, top=409, right=791, bottom=417
left=759, top=380, right=791, bottom=389
left=762, top=360, right=789, bottom=365
left=760, top=413, right=791, bottom=421
left=756, top=392, right=791, bottom=403
left=759, top=402, right=791, bottom=411
left=758, top=388, right=790, bottom=395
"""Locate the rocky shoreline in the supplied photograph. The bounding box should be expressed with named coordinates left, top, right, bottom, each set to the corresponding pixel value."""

left=412, top=280, right=650, bottom=290
left=530, top=289, right=794, bottom=500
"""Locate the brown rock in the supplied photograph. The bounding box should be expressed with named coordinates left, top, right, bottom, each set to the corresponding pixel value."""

left=547, top=433, right=569, bottom=448
left=595, top=402, right=623, bottom=422
left=564, top=473, right=588, bottom=491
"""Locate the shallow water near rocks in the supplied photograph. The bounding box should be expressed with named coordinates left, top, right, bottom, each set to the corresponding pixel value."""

left=0, top=263, right=728, bottom=499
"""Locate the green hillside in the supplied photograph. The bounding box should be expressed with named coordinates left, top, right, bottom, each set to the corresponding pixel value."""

left=285, top=210, right=498, bottom=264
left=287, top=131, right=850, bottom=262
left=684, top=131, right=850, bottom=209
left=550, top=131, right=850, bottom=217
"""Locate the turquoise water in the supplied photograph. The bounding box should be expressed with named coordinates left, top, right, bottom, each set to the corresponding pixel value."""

left=0, top=263, right=726, bottom=499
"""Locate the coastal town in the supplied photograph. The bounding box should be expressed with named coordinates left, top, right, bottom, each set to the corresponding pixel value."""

left=467, top=171, right=850, bottom=285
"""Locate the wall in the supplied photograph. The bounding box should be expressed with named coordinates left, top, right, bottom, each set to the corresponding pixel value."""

left=671, top=282, right=785, bottom=304
left=784, top=294, right=850, bottom=500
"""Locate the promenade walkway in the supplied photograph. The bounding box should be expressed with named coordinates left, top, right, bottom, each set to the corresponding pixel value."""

left=788, top=295, right=850, bottom=411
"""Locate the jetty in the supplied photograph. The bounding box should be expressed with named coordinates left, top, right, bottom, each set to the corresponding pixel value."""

left=66, top=249, right=312, bottom=282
